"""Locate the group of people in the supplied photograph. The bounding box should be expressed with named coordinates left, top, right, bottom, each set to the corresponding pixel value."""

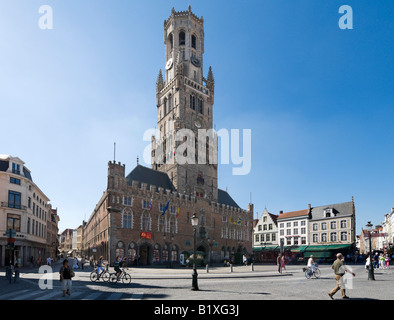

left=276, top=253, right=287, bottom=273
left=365, top=252, right=390, bottom=271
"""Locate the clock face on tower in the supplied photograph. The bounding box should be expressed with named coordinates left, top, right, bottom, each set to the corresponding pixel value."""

left=166, top=58, right=173, bottom=70
left=190, top=56, right=200, bottom=67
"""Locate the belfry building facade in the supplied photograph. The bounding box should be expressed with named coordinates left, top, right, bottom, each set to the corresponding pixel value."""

left=82, top=7, right=253, bottom=266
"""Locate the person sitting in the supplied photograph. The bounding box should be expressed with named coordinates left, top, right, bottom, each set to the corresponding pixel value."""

left=114, top=256, right=122, bottom=281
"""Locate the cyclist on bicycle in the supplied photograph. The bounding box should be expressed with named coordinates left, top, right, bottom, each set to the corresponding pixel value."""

left=307, top=255, right=317, bottom=273
left=97, top=256, right=104, bottom=276
left=114, top=256, right=122, bottom=281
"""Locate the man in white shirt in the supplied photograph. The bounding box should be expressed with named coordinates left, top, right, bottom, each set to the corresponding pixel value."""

left=307, top=255, right=316, bottom=272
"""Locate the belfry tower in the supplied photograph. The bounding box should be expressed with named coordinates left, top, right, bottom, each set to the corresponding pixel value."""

left=152, top=6, right=218, bottom=201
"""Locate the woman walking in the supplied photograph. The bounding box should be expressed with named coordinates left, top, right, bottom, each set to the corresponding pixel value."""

left=59, top=259, right=73, bottom=297
left=281, top=255, right=287, bottom=273
left=385, top=254, right=390, bottom=269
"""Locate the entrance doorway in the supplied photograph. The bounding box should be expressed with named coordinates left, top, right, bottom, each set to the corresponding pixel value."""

left=139, top=243, right=151, bottom=265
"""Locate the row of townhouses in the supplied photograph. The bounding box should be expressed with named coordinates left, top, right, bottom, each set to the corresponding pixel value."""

left=253, top=200, right=356, bottom=263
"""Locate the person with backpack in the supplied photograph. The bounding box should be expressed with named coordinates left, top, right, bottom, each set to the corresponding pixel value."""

left=59, top=259, right=74, bottom=297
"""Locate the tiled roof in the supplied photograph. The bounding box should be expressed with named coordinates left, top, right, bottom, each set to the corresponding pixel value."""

left=277, top=209, right=310, bottom=220
left=218, top=189, right=240, bottom=208
left=126, top=165, right=175, bottom=192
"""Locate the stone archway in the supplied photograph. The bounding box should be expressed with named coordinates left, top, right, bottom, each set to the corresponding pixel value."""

left=139, top=242, right=153, bottom=266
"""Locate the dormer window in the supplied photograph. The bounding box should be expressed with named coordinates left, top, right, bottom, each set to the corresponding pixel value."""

left=324, top=208, right=333, bottom=218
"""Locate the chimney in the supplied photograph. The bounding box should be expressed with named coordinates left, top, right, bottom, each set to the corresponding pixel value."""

left=279, top=210, right=283, bottom=215
left=391, top=208, right=394, bottom=214
left=308, top=204, right=311, bottom=210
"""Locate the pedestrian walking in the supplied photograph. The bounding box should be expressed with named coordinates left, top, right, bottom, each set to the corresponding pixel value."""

left=46, top=257, right=51, bottom=266
left=243, top=254, right=248, bottom=266
left=80, top=257, right=85, bottom=270
left=281, top=255, right=287, bottom=273
left=72, top=257, right=79, bottom=269
left=277, top=254, right=282, bottom=274
left=385, top=255, right=390, bottom=269
left=328, top=253, right=355, bottom=300
left=59, top=259, right=74, bottom=297
left=365, top=255, right=370, bottom=272
left=374, top=252, right=379, bottom=269
left=380, top=254, right=385, bottom=269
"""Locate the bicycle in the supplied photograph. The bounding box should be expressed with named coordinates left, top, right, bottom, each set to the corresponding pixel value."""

left=90, top=266, right=111, bottom=282
left=304, top=264, right=321, bottom=279
left=109, top=268, right=131, bottom=284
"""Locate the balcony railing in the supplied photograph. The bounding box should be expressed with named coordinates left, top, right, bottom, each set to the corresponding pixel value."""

left=1, top=202, right=27, bottom=210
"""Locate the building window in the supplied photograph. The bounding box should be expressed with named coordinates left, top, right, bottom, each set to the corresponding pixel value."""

left=260, top=234, right=265, bottom=242
left=222, top=216, right=227, bottom=223
left=286, top=222, right=291, bottom=228
left=272, top=234, right=276, bottom=242
left=123, top=197, right=132, bottom=206
left=263, top=224, right=267, bottom=231
left=313, top=223, right=318, bottom=231
left=255, top=234, right=259, bottom=243
left=330, top=232, right=337, bottom=242
left=198, top=99, right=204, bottom=114
left=321, top=233, right=327, bottom=242
left=286, top=229, right=291, bottom=236
left=7, top=214, right=21, bottom=232
left=190, top=95, right=196, bottom=110
left=268, top=224, right=273, bottom=230
left=280, top=230, right=284, bottom=236
left=27, top=218, right=30, bottom=234
left=142, top=200, right=150, bottom=209
left=169, top=216, right=177, bottom=234
left=12, top=163, right=20, bottom=175
left=179, top=31, right=185, bottom=46
left=280, top=223, right=284, bottom=228
left=301, top=227, right=306, bottom=235
left=286, top=238, right=292, bottom=245
left=28, top=197, right=31, bottom=209
left=141, top=213, right=151, bottom=231
left=340, top=220, right=347, bottom=228
left=266, top=234, right=270, bottom=242
left=294, top=237, right=299, bottom=245
left=122, top=211, right=133, bottom=229
left=191, top=34, right=196, bottom=49
left=324, top=209, right=332, bottom=218
left=8, top=191, right=21, bottom=209
left=221, top=226, right=228, bottom=239
left=293, top=221, right=298, bottom=227
left=321, top=222, right=327, bottom=230
left=10, top=177, right=21, bottom=185
left=258, top=225, right=262, bottom=231
left=341, top=232, right=348, bottom=241
left=301, top=237, right=306, bottom=245
left=301, top=221, right=306, bottom=226
left=330, top=221, right=337, bottom=230
left=263, top=217, right=267, bottom=222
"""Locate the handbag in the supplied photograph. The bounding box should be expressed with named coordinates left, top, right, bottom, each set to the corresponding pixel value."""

left=70, top=270, right=75, bottom=278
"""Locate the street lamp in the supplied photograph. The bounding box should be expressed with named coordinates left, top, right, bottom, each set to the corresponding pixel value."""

left=366, top=221, right=375, bottom=281
left=191, top=213, right=199, bottom=291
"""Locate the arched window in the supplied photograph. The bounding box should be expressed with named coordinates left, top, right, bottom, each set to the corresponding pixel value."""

left=179, top=31, right=186, bottom=46
left=122, top=210, right=133, bottom=229
left=158, top=215, right=166, bottom=232
left=191, top=35, right=197, bottom=49
left=141, top=212, right=151, bottom=231
left=169, top=216, right=177, bottom=234
left=168, top=33, right=173, bottom=51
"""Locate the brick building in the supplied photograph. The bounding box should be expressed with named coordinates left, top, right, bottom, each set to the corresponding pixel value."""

left=82, top=7, right=253, bottom=266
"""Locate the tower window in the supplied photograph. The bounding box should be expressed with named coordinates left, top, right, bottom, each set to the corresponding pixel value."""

left=179, top=31, right=185, bottom=46
left=191, top=35, right=196, bottom=49
left=168, top=33, right=173, bottom=51
left=198, top=99, right=204, bottom=114
left=190, top=95, right=196, bottom=110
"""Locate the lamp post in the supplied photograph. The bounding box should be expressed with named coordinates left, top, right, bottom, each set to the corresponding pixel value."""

left=191, top=213, right=199, bottom=291
left=366, top=221, right=375, bottom=280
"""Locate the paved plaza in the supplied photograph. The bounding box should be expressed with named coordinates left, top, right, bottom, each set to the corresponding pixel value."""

left=0, top=259, right=393, bottom=301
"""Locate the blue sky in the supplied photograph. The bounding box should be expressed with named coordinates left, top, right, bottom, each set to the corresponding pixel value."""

left=0, top=0, right=393, bottom=234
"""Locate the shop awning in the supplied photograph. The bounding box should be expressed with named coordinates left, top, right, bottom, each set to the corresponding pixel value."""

left=325, top=244, right=353, bottom=251
left=290, top=246, right=308, bottom=253
left=253, top=246, right=279, bottom=252
left=304, top=245, right=329, bottom=252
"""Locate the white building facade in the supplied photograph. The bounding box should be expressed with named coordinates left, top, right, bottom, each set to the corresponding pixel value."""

left=0, top=155, right=52, bottom=266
